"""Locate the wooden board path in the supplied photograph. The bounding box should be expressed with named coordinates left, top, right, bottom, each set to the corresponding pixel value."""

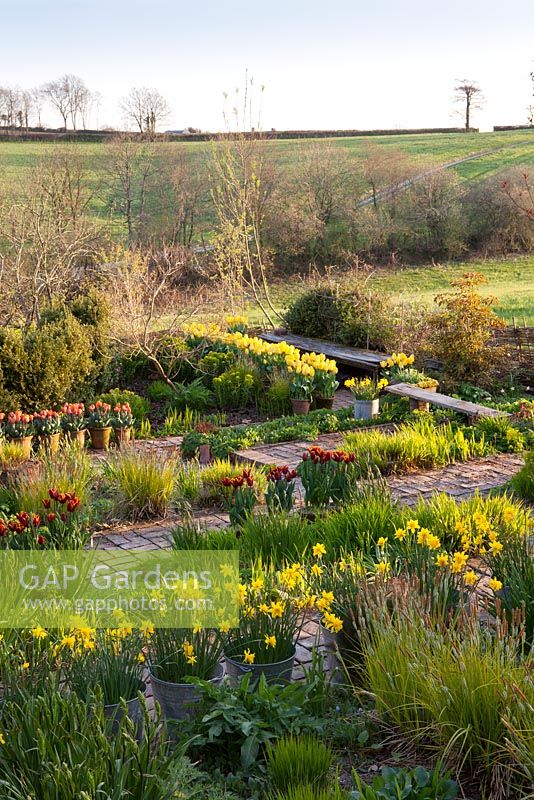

left=384, top=382, right=508, bottom=421
left=259, top=332, right=390, bottom=372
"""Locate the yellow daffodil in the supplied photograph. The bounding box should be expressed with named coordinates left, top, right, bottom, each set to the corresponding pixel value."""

left=264, top=634, right=277, bottom=648
left=243, top=649, right=255, bottom=664
left=489, top=577, right=503, bottom=592
left=312, top=543, right=326, bottom=558
left=464, top=570, right=478, bottom=586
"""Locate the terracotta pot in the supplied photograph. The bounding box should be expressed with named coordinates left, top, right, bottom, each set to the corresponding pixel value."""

left=291, top=398, right=311, bottom=416
left=88, top=426, right=112, bottom=450
left=0, top=459, right=41, bottom=489
left=114, top=427, right=132, bottom=448
left=65, top=429, right=87, bottom=447
left=37, top=432, right=61, bottom=455
left=9, top=436, right=33, bottom=460
left=315, top=396, right=335, bottom=410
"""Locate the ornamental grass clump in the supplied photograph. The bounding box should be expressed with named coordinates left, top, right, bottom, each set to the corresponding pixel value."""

left=265, top=465, right=298, bottom=514
left=344, top=416, right=489, bottom=477
left=238, top=513, right=316, bottom=566
left=148, top=627, right=223, bottom=683
left=360, top=594, right=531, bottom=796
left=266, top=734, right=333, bottom=791
left=104, top=449, right=178, bottom=520
left=486, top=531, right=534, bottom=649
left=0, top=687, right=186, bottom=800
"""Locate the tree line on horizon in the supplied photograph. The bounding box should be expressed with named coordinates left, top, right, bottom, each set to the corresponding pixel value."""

left=0, top=71, right=533, bottom=134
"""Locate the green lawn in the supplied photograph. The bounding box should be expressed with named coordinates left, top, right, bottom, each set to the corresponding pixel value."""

left=255, top=255, right=534, bottom=326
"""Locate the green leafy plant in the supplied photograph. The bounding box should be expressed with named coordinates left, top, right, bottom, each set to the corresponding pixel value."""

left=265, top=466, right=298, bottom=514
left=103, top=449, right=178, bottom=520
left=511, top=450, right=534, bottom=499
left=213, top=365, right=261, bottom=409
left=64, top=628, right=146, bottom=705
left=351, top=765, right=458, bottom=800
left=474, top=416, right=527, bottom=453
left=163, top=379, right=214, bottom=413
left=198, top=351, right=236, bottom=385
left=221, top=468, right=258, bottom=526
left=185, top=673, right=325, bottom=776
left=0, top=688, right=186, bottom=800
left=148, top=628, right=223, bottom=683
left=97, top=388, right=150, bottom=422
left=266, top=734, right=333, bottom=792
left=298, top=447, right=357, bottom=507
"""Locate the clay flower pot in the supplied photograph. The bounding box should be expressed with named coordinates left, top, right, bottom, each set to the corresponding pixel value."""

left=314, top=396, right=335, bottom=410
left=37, top=432, right=61, bottom=455
left=291, top=398, right=311, bottom=416
left=9, top=435, right=33, bottom=460
left=65, top=429, right=87, bottom=447
left=114, top=427, right=132, bottom=448
left=88, top=426, right=112, bottom=450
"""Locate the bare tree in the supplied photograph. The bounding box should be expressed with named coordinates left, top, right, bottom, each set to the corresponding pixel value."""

left=103, top=134, right=161, bottom=244
left=0, top=86, right=21, bottom=127
left=40, top=76, right=70, bottom=130
left=100, top=245, right=198, bottom=387
left=453, top=79, right=485, bottom=131
left=210, top=80, right=282, bottom=324
left=501, top=171, right=534, bottom=220
left=0, top=148, right=100, bottom=324
left=120, top=87, right=171, bottom=136
left=528, top=67, right=534, bottom=126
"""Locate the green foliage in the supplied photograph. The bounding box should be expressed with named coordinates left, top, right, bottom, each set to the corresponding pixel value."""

left=474, top=416, right=527, bottom=453
left=272, top=787, right=347, bottom=800
left=430, top=272, right=508, bottom=386
left=69, top=287, right=112, bottom=390
left=239, top=513, right=317, bottom=565
left=184, top=673, right=327, bottom=778
left=344, top=416, right=490, bottom=476
left=181, top=406, right=402, bottom=460
left=259, top=375, right=293, bottom=416
left=511, top=450, right=534, bottom=499
left=97, top=387, right=150, bottom=421
left=0, top=312, right=94, bottom=409
left=165, top=378, right=215, bottom=412
left=284, top=288, right=394, bottom=351
left=198, top=458, right=266, bottom=507
left=213, top=365, right=262, bottom=409
left=488, top=531, right=534, bottom=648
left=155, top=335, right=199, bottom=383
left=266, top=734, right=333, bottom=791
left=8, top=441, right=92, bottom=515
left=198, top=351, right=236, bottom=385
left=0, top=689, right=188, bottom=800
left=103, top=449, right=178, bottom=520
left=351, top=765, right=457, bottom=800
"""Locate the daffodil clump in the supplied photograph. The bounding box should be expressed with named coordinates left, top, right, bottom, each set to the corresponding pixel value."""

left=345, top=376, right=388, bottom=400
left=224, top=567, right=306, bottom=665
left=225, top=314, right=248, bottom=334
left=148, top=626, right=224, bottom=683
left=306, top=547, right=366, bottom=635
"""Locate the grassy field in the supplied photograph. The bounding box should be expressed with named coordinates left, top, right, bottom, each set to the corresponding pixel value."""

left=255, top=255, right=534, bottom=326
left=0, top=128, right=533, bottom=197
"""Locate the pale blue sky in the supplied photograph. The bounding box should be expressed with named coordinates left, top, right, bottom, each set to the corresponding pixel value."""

left=1, top=0, right=533, bottom=131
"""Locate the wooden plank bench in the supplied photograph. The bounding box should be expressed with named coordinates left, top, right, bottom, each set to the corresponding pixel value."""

left=259, top=332, right=390, bottom=373
left=384, top=382, right=509, bottom=423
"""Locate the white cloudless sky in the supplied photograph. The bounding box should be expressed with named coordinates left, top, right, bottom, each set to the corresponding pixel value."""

left=1, top=0, right=533, bottom=132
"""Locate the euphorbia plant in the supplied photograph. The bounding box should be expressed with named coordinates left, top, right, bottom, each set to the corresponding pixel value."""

left=86, top=401, right=112, bottom=429
left=0, top=411, right=34, bottom=440
left=61, top=403, right=86, bottom=432
left=221, top=468, right=257, bottom=526
left=265, top=465, right=297, bottom=513
left=111, top=403, right=134, bottom=429
left=33, top=410, right=62, bottom=436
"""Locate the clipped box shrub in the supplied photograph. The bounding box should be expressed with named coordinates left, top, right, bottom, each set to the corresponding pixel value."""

left=0, top=312, right=94, bottom=409
left=284, top=287, right=394, bottom=350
